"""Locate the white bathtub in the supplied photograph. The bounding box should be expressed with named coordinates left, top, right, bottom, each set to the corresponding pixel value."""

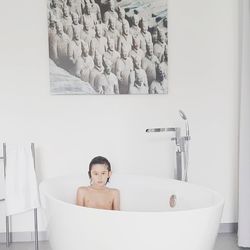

left=39, top=174, right=224, bottom=250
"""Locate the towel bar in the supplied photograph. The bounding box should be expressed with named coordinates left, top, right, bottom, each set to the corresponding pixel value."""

left=0, top=143, right=39, bottom=250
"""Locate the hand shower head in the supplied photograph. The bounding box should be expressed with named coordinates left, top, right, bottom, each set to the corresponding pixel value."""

left=179, top=110, right=187, bottom=120
left=179, top=110, right=190, bottom=137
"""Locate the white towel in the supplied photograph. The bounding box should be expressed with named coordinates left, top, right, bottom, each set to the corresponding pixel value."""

left=0, top=143, right=5, bottom=200
left=5, top=143, right=40, bottom=216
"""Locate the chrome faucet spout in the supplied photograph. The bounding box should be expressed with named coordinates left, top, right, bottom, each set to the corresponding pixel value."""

left=145, top=127, right=177, bottom=133
left=146, top=128, right=166, bottom=133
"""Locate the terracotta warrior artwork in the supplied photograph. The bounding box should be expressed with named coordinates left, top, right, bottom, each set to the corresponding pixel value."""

left=48, top=0, right=168, bottom=95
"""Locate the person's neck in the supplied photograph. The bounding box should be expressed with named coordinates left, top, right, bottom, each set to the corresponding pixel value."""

left=89, top=185, right=106, bottom=190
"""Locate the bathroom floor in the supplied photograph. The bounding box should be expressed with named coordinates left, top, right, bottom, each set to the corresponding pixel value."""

left=0, top=233, right=249, bottom=250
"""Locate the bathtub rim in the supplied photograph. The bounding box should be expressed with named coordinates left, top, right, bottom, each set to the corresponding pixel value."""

left=39, top=173, right=225, bottom=215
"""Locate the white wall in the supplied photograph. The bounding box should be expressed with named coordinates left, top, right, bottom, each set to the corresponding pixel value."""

left=0, top=0, right=239, bottom=233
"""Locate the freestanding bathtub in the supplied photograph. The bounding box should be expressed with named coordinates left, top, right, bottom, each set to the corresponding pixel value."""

left=39, top=174, right=224, bottom=250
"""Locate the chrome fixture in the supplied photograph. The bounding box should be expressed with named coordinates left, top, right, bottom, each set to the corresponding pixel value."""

left=146, top=110, right=191, bottom=182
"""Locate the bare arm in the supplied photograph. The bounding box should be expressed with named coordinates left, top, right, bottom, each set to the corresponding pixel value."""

left=76, top=187, right=86, bottom=206
left=112, top=189, right=120, bottom=210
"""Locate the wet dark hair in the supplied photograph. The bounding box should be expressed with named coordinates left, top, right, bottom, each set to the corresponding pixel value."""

left=88, top=156, right=111, bottom=183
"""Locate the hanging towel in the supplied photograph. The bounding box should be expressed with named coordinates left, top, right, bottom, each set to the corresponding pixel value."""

left=5, top=143, right=40, bottom=216
left=0, top=143, right=5, bottom=200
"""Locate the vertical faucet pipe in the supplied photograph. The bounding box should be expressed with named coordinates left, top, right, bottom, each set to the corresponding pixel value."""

left=179, top=110, right=190, bottom=182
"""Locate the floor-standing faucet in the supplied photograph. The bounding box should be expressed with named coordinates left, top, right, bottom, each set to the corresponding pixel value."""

left=146, top=110, right=191, bottom=182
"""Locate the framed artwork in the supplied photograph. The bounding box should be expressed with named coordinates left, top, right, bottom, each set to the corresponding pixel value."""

left=48, top=0, right=168, bottom=95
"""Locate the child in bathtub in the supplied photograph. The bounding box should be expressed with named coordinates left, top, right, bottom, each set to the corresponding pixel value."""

left=76, top=156, right=120, bottom=210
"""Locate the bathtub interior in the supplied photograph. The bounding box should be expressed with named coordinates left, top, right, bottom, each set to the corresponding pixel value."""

left=40, top=173, right=223, bottom=212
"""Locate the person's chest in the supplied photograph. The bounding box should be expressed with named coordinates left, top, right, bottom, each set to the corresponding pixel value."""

left=85, top=191, right=113, bottom=209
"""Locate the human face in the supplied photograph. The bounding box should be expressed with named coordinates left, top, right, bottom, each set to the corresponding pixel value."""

left=96, top=26, right=102, bottom=37
left=82, top=43, right=88, bottom=55
left=90, top=164, right=111, bottom=187
left=159, top=30, right=165, bottom=43
left=110, top=19, right=115, bottom=30
left=147, top=44, right=153, bottom=56
left=86, top=4, right=91, bottom=14
left=159, top=66, right=164, bottom=78
left=118, top=9, right=125, bottom=19
left=108, top=40, right=114, bottom=51
left=133, top=57, right=140, bottom=69
left=74, top=30, right=80, bottom=40
left=52, top=0, right=57, bottom=7
left=95, top=55, right=102, bottom=67
left=136, top=73, right=144, bottom=86
left=142, top=22, right=148, bottom=33
left=121, top=48, right=128, bottom=59
left=105, top=64, right=111, bottom=74
left=73, top=15, right=78, bottom=24
left=133, top=38, right=139, bottom=49
left=133, top=15, right=139, bottom=26
left=123, top=23, right=129, bottom=35
left=84, top=20, right=90, bottom=31
left=109, top=0, right=115, bottom=11
left=56, top=23, right=63, bottom=34
left=63, top=7, right=69, bottom=17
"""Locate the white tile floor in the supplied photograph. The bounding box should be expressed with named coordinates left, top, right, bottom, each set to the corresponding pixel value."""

left=0, top=233, right=249, bottom=250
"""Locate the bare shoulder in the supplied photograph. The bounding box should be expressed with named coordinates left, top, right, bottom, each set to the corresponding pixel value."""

left=76, top=186, right=89, bottom=206
left=77, top=186, right=88, bottom=195
left=108, top=188, right=120, bottom=196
